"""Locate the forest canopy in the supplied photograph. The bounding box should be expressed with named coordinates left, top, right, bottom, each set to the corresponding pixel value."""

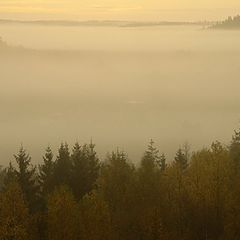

left=1, top=130, right=240, bottom=240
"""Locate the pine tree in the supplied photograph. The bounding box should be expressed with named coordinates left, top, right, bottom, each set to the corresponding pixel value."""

left=71, top=142, right=87, bottom=199
left=99, top=150, right=134, bottom=209
left=175, top=148, right=188, bottom=171
left=159, top=154, right=167, bottom=172
left=99, top=150, right=135, bottom=239
left=137, top=141, right=164, bottom=240
left=14, top=146, right=39, bottom=212
left=54, top=143, right=72, bottom=187
left=141, top=139, right=160, bottom=170
left=39, top=146, right=55, bottom=195
left=71, top=141, right=100, bottom=199
left=87, top=140, right=100, bottom=190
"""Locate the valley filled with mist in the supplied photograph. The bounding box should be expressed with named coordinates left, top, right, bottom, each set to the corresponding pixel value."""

left=1, top=23, right=240, bottom=164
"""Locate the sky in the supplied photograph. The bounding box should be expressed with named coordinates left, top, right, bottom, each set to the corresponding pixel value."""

left=0, top=0, right=240, bottom=21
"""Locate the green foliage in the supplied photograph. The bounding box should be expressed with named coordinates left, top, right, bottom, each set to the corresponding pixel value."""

left=160, top=154, right=167, bottom=172
left=175, top=148, right=188, bottom=171
left=53, top=143, right=71, bottom=187
left=141, top=139, right=161, bottom=170
left=6, top=147, right=39, bottom=212
left=71, top=141, right=100, bottom=200
left=98, top=150, right=136, bottom=240
left=39, top=146, right=55, bottom=196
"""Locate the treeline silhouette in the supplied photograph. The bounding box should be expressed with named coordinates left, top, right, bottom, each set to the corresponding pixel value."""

left=1, top=130, right=240, bottom=240
left=212, top=15, right=240, bottom=29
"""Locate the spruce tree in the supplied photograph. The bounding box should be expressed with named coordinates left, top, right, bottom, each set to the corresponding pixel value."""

left=86, top=141, right=100, bottom=194
left=99, top=150, right=135, bottom=240
left=137, top=140, right=163, bottom=240
left=71, top=142, right=87, bottom=199
left=159, top=154, right=167, bottom=172
left=141, top=139, right=160, bottom=170
left=14, top=146, right=39, bottom=212
left=53, top=143, right=72, bottom=187
left=39, top=146, right=55, bottom=195
left=175, top=148, right=188, bottom=171
left=71, top=141, right=100, bottom=199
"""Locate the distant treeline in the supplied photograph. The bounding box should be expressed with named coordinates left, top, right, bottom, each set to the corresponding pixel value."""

left=0, top=19, right=208, bottom=28
left=211, top=15, right=240, bottom=29
left=1, top=130, right=240, bottom=240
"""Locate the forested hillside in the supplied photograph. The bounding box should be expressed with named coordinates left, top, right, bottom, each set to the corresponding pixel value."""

left=1, top=130, right=240, bottom=240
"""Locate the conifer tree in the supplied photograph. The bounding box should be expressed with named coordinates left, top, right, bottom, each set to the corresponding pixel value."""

left=141, top=139, right=160, bottom=170
left=137, top=141, right=164, bottom=240
left=71, top=141, right=99, bottom=199
left=159, top=154, right=167, bottom=172
left=39, top=146, right=55, bottom=195
left=14, top=146, right=39, bottom=212
left=87, top=140, right=100, bottom=192
left=99, top=150, right=135, bottom=239
left=54, top=143, right=72, bottom=187
left=175, top=148, right=188, bottom=171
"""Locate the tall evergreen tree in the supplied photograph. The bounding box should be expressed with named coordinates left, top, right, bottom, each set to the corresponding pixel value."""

left=87, top=140, right=100, bottom=190
left=13, top=146, right=39, bottom=212
left=39, top=146, right=55, bottom=196
left=159, top=154, right=167, bottom=172
left=99, top=150, right=136, bottom=240
left=71, top=142, right=100, bottom=200
left=137, top=140, right=164, bottom=240
left=54, top=143, right=72, bottom=187
left=141, top=139, right=160, bottom=170
left=175, top=148, right=188, bottom=171
left=71, top=142, right=87, bottom=199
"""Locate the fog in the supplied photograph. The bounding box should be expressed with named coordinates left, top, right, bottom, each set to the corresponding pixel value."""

left=1, top=24, right=240, bottom=164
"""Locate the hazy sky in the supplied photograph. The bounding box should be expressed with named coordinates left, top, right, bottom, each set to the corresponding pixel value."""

left=0, top=0, right=240, bottom=21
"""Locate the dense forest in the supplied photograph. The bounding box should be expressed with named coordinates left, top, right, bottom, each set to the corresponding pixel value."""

left=1, top=130, right=240, bottom=240
left=212, top=15, right=240, bottom=29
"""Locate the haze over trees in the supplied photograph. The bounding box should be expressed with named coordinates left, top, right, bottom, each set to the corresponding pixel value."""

left=1, top=12, right=240, bottom=239
left=1, top=130, right=240, bottom=239
left=211, top=15, right=240, bottom=29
